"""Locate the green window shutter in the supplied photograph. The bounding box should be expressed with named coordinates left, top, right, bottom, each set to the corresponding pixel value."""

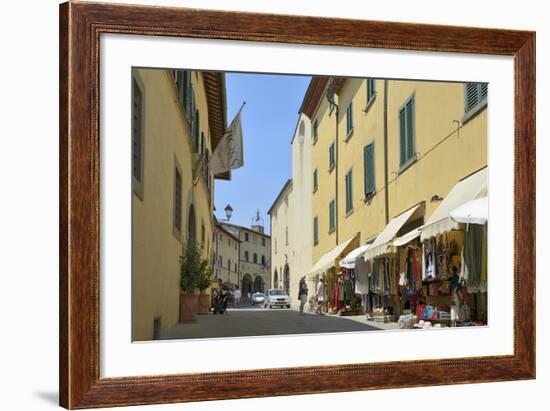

left=465, top=83, right=479, bottom=114
left=345, top=170, right=353, bottom=213
left=132, top=78, right=143, bottom=182
left=399, top=107, right=407, bottom=166
left=346, top=102, right=353, bottom=134
left=174, top=168, right=182, bottom=231
left=313, top=217, right=319, bottom=245
left=313, top=120, right=318, bottom=142
left=367, top=79, right=375, bottom=102
left=406, top=98, right=416, bottom=162
left=193, top=110, right=200, bottom=152
left=480, top=83, right=488, bottom=101
left=364, top=143, right=375, bottom=195
left=329, top=143, right=335, bottom=168
left=329, top=200, right=335, bottom=231
left=313, top=169, right=318, bottom=192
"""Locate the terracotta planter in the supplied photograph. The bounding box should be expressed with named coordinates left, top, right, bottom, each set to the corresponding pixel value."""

left=197, top=293, right=211, bottom=314
left=179, top=292, right=198, bottom=322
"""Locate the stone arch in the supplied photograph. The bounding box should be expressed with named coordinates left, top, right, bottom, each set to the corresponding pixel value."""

left=242, top=274, right=253, bottom=298
left=254, top=276, right=265, bottom=293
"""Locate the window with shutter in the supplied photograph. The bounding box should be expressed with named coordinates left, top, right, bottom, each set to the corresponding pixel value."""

left=364, top=143, right=375, bottom=196
left=312, top=119, right=318, bottom=144
left=132, top=78, right=143, bottom=184
left=329, top=143, right=335, bottom=169
left=464, top=82, right=488, bottom=115
left=313, top=169, right=318, bottom=192
left=174, top=168, right=182, bottom=233
left=345, top=170, right=353, bottom=213
left=399, top=95, right=416, bottom=170
left=329, top=200, right=335, bottom=233
left=346, top=101, right=353, bottom=136
left=193, top=110, right=200, bottom=152
left=366, top=78, right=375, bottom=103
left=313, top=217, right=319, bottom=246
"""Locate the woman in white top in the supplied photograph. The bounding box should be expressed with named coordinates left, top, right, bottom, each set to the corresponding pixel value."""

left=316, top=278, right=325, bottom=314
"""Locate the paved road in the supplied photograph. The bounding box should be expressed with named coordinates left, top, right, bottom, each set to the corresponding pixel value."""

left=161, top=305, right=396, bottom=340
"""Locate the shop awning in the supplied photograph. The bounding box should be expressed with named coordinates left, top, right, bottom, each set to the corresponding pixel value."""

left=364, top=204, right=423, bottom=261
left=420, top=167, right=487, bottom=241
left=340, top=244, right=371, bottom=269
left=393, top=228, right=421, bottom=247
left=450, top=197, right=488, bottom=225
left=308, top=234, right=359, bottom=278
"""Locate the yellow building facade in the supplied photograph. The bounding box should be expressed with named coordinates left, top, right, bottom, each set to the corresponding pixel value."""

left=132, top=68, right=227, bottom=341
left=299, top=76, right=487, bottom=290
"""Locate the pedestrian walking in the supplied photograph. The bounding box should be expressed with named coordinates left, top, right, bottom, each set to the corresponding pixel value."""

left=233, top=286, right=241, bottom=308
left=298, top=276, right=308, bottom=315
left=316, top=277, right=325, bottom=314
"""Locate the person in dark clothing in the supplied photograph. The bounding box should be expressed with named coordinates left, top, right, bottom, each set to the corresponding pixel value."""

left=298, top=276, right=308, bottom=315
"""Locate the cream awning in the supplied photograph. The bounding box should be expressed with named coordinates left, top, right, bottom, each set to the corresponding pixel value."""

left=340, top=244, right=371, bottom=269
left=364, top=204, right=423, bottom=260
left=450, top=197, right=488, bottom=225
left=420, top=168, right=487, bottom=241
left=308, top=234, right=359, bottom=277
left=393, top=228, right=421, bottom=247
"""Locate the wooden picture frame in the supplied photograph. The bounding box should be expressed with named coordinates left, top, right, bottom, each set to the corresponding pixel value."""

left=59, top=1, right=535, bottom=408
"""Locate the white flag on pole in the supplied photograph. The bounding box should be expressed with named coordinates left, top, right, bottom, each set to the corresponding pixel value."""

left=211, top=103, right=245, bottom=175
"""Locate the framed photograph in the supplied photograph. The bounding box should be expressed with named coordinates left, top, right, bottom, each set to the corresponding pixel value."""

left=59, top=1, right=535, bottom=408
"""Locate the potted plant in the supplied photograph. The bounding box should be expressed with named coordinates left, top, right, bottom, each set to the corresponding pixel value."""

left=196, top=260, right=213, bottom=314
left=179, top=241, right=201, bottom=322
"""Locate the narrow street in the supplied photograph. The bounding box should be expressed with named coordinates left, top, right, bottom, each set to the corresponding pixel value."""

left=161, top=303, right=398, bottom=340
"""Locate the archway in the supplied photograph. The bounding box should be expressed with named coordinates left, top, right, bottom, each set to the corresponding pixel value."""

left=187, top=204, right=196, bottom=243
left=284, top=264, right=290, bottom=294
left=254, top=276, right=265, bottom=293
left=242, top=274, right=253, bottom=300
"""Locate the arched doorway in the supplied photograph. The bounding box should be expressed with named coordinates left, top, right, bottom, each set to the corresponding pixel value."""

left=188, top=204, right=196, bottom=243
left=241, top=274, right=253, bottom=299
left=284, top=264, right=290, bottom=294
left=254, top=276, right=264, bottom=293
left=273, top=270, right=278, bottom=289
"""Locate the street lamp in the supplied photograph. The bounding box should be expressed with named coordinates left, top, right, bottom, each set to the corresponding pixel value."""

left=224, top=204, right=233, bottom=221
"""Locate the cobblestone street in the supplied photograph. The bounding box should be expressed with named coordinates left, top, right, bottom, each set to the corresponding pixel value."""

left=161, top=304, right=399, bottom=340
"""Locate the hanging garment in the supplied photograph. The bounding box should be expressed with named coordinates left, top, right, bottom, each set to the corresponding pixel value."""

left=459, top=246, right=469, bottom=284
left=480, top=226, right=488, bottom=293
left=464, top=224, right=483, bottom=293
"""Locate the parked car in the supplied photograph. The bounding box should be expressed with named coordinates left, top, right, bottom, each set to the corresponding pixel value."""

left=251, top=292, right=265, bottom=305
left=264, top=289, right=291, bottom=309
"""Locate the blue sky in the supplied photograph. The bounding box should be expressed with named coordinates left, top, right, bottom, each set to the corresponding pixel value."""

left=214, top=72, right=311, bottom=234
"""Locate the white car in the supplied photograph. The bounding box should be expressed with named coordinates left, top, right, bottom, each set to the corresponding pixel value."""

left=251, top=292, right=265, bottom=305
left=264, top=289, right=291, bottom=309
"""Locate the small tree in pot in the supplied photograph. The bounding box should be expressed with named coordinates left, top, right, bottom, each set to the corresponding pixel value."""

left=196, top=260, right=213, bottom=315
left=179, top=241, right=201, bottom=322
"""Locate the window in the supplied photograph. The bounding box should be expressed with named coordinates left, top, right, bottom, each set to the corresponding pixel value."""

left=399, top=95, right=416, bottom=169
left=235, top=263, right=237, bottom=272
left=245, top=232, right=249, bottom=242
left=464, top=83, right=488, bottom=115
left=262, top=237, right=266, bottom=247
left=219, top=256, right=223, bottom=267
left=312, top=119, right=318, bottom=143
left=228, top=259, right=231, bottom=270
left=173, top=167, right=182, bottom=233
left=313, top=169, right=318, bottom=192
left=329, top=143, right=335, bottom=170
left=200, top=132, right=205, bottom=155
left=345, top=170, right=353, bottom=214
left=193, top=110, right=200, bottom=153
left=364, top=143, right=376, bottom=196
left=201, top=224, right=205, bottom=244
left=285, top=227, right=289, bottom=245
left=245, top=251, right=249, bottom=262
left=329, top=199, right=335, bottom=233
left=253, top=253, right=258, bottom=264
left=366, top=78, right=376, bottom=103
left=132, top=77, right=144, bottom=196
left=346, top=101, right=354, bottom=136
left=261, top=255, right=266, bottom=266
left=313, top=217, right=319, bottom=246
